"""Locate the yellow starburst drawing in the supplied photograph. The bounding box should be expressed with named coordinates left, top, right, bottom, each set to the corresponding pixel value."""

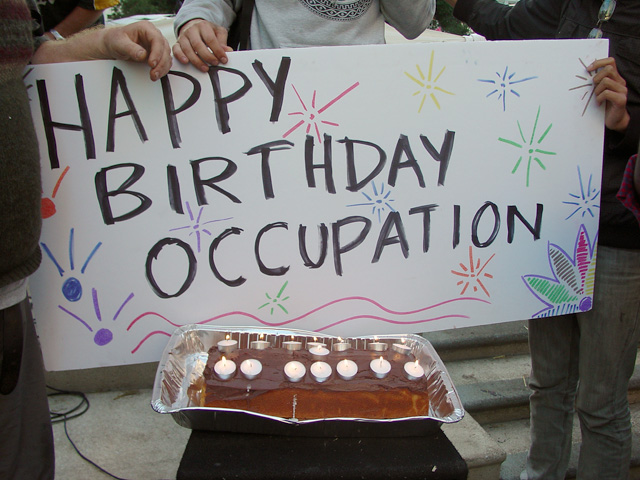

left=405, top=50, right=455, bottom=112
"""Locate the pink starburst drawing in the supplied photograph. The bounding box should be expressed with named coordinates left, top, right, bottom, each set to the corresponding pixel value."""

left=283, top=82, right=360, bottom=143
left=451, top=246, right=495, bottom=297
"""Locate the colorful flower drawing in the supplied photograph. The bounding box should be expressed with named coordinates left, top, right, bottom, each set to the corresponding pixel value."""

left=523, top=225, right=597, bottom=318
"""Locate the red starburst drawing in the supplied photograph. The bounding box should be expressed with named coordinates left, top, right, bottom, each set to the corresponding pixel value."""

left=41, top=165, right=70, bottom=219
left=451, top=246, right=495, bottom=297
left=283, top=82, right=359, bottom=143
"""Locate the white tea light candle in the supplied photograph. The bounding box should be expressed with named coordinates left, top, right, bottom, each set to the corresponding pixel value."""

left=283, top=336, right=303, bottom=351
left=367, top=340, right=388, bottom=352
left=309, top=345, right=330, bottom=359
left=310, top=361, right=332, bottom=383
left=370, top=356, right=391, bottom=379
left=391, top=342, right=411, bottom=355
left=404, top=360, right=425, bottom=380
left=240, top=359, right=262, bottom=380
left=214, top=356, right=236, bottom=380
left=284, top=361, right=306, bottom=382
left=336, top=359, right=358, bottom=380
left=332, top=338, right=352, bottom=352
left=217, top=335, right=238, bottom=354
left=250, top=340, right=270, bottom=350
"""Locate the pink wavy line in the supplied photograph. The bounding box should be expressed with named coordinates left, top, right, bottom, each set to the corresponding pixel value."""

left=130, top=330, right=171, bottom=354
left=314, top=314, right=470, bottom=332
left=127, top=296, right=490, bottom=331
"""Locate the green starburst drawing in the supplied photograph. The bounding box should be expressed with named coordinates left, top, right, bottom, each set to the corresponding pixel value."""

left=498, top=106, right=556, bottom=187
left=258, top=281, right=290, bottom=315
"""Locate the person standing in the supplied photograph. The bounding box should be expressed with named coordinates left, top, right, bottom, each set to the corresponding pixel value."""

left=172, top=0, right=435, bottom=71
left=441, top=1, right=640, bottom=479
left=0, top=2, right=171, bottom=477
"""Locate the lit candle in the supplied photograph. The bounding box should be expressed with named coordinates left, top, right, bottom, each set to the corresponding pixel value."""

left=310, top=361, right=332, bottom=383
left=217, top=335, right=238, bottom=354
left=367, top=337, right=388, bottom=352
left=336, top=359, right=358, bottom=380
left=284, top=361, right=306, bottom=382
left=332, top=337, right=352, bottom=352
left=214, top=356, right=236, bottom=380
left=240, top=359, right=262, bottom=380
left=404, top=359, right=425, bottom=380
left=370, top=356, right=391, bottom=379
left=309, top=345, right=330, bottom=360
left=391, top=341, right=411, bottom=356
left=307, top=338, right=326, bottom=350
left=283, top=335, right=303, bottom=351
left=250, top=339, right=270, bottom=350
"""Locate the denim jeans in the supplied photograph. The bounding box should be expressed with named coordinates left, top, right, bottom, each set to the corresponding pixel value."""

left=524, top=245, right=640, bottom=480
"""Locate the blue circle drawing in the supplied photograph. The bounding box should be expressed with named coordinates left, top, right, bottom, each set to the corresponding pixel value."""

left=62, top=277, right=83, bottom=302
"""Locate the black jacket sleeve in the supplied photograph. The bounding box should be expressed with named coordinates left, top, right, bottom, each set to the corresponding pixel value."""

left=453, top=0, right=564, bottom=40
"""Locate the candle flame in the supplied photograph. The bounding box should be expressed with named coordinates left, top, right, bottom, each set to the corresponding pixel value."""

left=225, top=334, right=230, bottom=341
left=374, top=336, right=379, bottom=341
left=313, top=337, right=318, bottom=341
left=414, top=359, right=420, bottom=366
left=222, top=356, right=227, bottom=366
left=401, top=338, right=406, bottom=344
left=290, top=335, right=295, bottom=340
left=259, top=334, right=264, bottom=340
left=379, top=356, right=384, bottom=367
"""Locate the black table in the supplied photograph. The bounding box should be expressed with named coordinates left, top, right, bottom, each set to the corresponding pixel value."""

left=177, top=429, right=468, bottom=480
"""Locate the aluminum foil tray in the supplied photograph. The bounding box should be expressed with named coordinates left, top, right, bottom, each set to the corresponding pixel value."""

left=151, top=325, right=464, bottom=437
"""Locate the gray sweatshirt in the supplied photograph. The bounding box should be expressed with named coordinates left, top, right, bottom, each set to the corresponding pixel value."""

left=174, top=0, right=435, bottom=49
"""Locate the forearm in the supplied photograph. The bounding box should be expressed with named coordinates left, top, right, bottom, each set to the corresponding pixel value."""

left=453, top=0, right=560, bottom=40
left=380, top=0, right=435, bottom=39
left=174, top=0, right=236, bottom=36
left=32, top=27, right=111, bottom=64
left=45, top=6, right=105, bottom=39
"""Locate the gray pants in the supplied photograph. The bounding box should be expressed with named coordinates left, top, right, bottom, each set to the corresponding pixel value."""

left=525, top=245, right=640, bottom=480
left=0, top=297, right=55, bottom=480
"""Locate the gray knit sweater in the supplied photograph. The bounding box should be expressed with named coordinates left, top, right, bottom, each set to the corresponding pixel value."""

left=0, top=0, right=45, bottom=288
left=175, top=0, right=435, bottom=49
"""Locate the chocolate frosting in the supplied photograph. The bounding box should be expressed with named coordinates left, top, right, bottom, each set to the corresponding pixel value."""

left=203, top=343, right=428, bottom=403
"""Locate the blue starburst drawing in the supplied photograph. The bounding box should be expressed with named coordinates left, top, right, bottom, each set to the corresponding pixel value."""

left=169, top=202, right=232, bottom=253
left=40, top=228, right=102, bottom=302
left=258, top=281, right=290, bottom=315
left=478, top=66, right=537, bottom=111
left=563, top=166, right=600, bottom=220
left=346, top=182, right=396, bottom=223
left=498, top=106, right=557, bottom=187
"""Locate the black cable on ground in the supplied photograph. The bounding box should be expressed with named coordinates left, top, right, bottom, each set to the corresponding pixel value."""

left=47, top=385, right=131, bottom=480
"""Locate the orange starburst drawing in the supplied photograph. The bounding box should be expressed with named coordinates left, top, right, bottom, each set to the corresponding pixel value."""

left=451, top=246, right=495, bottom=297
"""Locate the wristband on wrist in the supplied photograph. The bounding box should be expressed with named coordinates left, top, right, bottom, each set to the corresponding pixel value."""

left=49, top=29, right=64, bottom=40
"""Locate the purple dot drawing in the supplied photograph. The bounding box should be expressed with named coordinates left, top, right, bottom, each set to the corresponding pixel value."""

left=569, top=58, right=596, bottom=116
left=40, top=227, right=102, bottom=302
left=169, top=202, right=232, bottom=253
left=346, top=181, right=396, bottom=223
left=58, top=289, right=134, bottom=346
left=477, top=66, right=537, bottom=112
left=563, top=166, right=600, bottom=220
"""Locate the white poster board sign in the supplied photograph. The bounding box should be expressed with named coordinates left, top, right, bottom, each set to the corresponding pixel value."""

left=26, top=39, right=607, bottom=371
